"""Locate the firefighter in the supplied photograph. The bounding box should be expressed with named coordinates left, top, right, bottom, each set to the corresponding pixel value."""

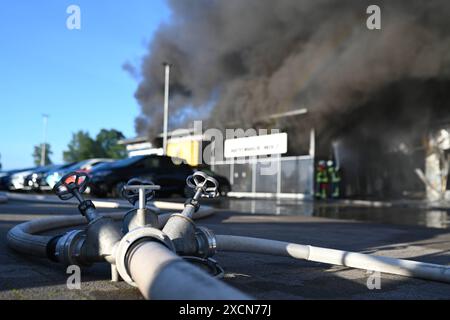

left=327, top=160, right=341, bottom=199
left=315, top=160, right=329, bottom=200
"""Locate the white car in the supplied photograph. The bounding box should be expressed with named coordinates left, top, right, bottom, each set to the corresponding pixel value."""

left=9, top=168, right=38, bottom=190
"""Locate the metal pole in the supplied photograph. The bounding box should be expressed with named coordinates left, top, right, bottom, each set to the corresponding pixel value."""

left=163, top=63, right=171, bottom=155
left=276, top=154, right=282, bottom=195
left=309, top=128, right=315, bottom=158
left=252, top=157, right=256, bottom=194
left=41, top=114, right=49, bottom=166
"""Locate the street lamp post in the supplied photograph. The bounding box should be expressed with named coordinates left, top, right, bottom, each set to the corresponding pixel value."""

left=162, top=63, right=171, bottom=156
left=41, top=114, right=49, bottom=166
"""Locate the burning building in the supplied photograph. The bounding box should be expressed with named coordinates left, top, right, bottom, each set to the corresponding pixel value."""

left=129, top=0, right=450, bottom=200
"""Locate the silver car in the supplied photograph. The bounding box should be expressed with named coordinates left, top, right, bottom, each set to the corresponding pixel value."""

left=46, top=158, right=114, bottom=189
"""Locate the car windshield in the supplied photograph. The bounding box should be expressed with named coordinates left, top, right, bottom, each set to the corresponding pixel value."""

left=1, top=168, right=26, bottom=175
left=67, top=160, right=91, bottom=171
left=34, top=164, right=61, bottom=173
left=60, top=162, right=78, bottom=169
left=90, top=162, right=108, bottom=170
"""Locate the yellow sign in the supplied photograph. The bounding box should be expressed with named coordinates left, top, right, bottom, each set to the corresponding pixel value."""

left=167, top=139, right=200, bottom=166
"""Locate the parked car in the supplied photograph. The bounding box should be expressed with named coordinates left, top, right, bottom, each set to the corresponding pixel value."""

left=0, top=168, right=35, bottom=191
left=88, top=155, right=194, bottom=198
left=24, top=163, right=77, bottom=192
left=46, top=158, right=114, bottom=189
left=8, top=167, right=40, bottom=191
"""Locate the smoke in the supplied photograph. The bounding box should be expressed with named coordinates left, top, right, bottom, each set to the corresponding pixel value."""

left=132, top=0, right=450, bottom=139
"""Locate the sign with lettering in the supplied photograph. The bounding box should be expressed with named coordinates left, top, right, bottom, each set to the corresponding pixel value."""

left=224, top=133, right=288, bottom=158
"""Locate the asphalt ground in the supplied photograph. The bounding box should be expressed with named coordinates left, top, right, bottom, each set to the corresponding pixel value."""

left=0, top=199, right=449, bottom=299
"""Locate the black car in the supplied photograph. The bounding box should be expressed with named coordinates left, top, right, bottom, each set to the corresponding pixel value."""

left=89, top=155, right=194, bottom=198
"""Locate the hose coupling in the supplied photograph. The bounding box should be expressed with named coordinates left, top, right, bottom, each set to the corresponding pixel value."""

left=195, top=226, right=217, bottom=258
left=115, top=227, right=175, bottom=286
left=182, top=256, right=224, bottom=278
left=54, top=230, right=90, bottom=267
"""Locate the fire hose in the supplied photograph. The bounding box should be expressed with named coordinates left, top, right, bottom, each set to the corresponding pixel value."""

left=7, top=171, right=450, bottom=300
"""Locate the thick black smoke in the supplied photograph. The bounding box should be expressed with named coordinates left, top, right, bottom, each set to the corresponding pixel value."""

left=132, top=0, right=450, bottom=139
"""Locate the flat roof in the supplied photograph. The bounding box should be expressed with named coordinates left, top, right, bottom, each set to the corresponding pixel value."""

left=118, top=136, right=149, bottom=145
left=120, top=128, right=201, bottom=146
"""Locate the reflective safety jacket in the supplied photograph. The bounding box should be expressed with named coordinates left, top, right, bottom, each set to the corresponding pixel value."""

left=316, top=169, right=329, bottom=183
left=328, top=167, right=341, bottom=183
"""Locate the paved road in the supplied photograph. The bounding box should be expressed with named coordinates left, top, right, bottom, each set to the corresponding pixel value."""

left=217, top=198, right=450, bottom=229
left=0, top=199, right=449, bottom=299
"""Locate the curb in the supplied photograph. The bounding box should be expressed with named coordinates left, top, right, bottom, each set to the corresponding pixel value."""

left=6, top=192, right=131, bottom=209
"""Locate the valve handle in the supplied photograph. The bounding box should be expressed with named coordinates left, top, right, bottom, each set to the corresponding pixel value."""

left=53, top=171, right=89, bottom=201
left=121, top=178, right=160, bottom=206
left=186, top=171, right=219, bottom=198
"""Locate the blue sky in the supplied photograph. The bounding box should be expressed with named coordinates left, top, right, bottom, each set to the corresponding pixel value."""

left=0, top=0, right=170, bottom=170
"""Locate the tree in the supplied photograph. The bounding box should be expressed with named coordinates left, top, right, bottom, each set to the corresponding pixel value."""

left=63, top=131, right=101, bottom=162
left=95, top=129, right=127, bottom=159
left=63, top=129, right=127, bottom=162
left=32, top=144, right=53, bottom=166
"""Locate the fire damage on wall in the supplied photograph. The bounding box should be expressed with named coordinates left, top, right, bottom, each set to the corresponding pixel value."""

left=313, top=79, right=450, bottom=199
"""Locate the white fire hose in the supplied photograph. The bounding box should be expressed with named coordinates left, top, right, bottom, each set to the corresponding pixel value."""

left=215, top=235, right=450, bottom=283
